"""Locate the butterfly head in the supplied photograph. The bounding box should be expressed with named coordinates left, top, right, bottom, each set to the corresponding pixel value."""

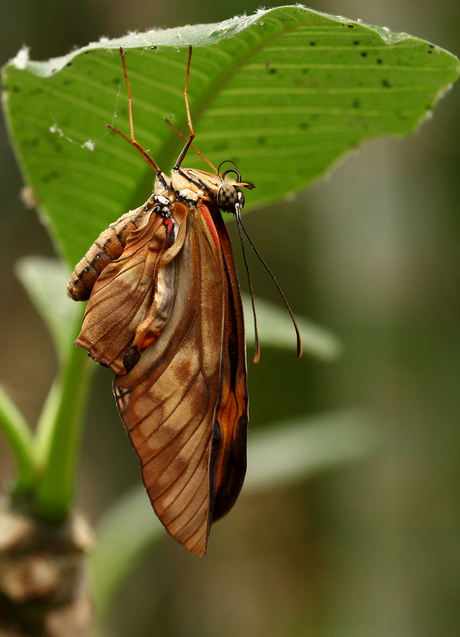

left=172, top=161, right=254, bottom=215
left=216, top=161, right=255, bottom=215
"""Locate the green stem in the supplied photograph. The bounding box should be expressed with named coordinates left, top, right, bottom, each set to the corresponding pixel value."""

left=0, top=384, right=35, bottom=493
left=35, top=341, right=92, bottom=521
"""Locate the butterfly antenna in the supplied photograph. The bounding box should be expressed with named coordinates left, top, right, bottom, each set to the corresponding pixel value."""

left=237, top=211, right=303, bottom=358
left=235, top=208, right=260, bottom=364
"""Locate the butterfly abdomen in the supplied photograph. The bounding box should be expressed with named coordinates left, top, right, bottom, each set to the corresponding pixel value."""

left=68, top=198, right=158, bottom=301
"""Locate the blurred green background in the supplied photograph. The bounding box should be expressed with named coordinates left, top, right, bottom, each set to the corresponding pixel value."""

left=1, top=1, right=460, bottom=636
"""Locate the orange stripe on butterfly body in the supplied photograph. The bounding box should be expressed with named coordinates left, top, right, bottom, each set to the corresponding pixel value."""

left=196, top=199, right=221, bottom=251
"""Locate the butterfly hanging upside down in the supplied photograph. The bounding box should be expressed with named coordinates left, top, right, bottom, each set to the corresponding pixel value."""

left=69, top=46, right=302, bottom=556
left=67, top=46, right=257, bottom=556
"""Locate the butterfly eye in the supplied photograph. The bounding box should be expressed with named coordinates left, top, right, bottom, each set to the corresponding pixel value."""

left=217, top=185, right=245, bottom=212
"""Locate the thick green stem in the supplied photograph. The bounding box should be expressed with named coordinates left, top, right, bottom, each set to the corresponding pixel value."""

left=35, top=341, right=92, bottom=521
left=0, top=384, right=35, bottom=493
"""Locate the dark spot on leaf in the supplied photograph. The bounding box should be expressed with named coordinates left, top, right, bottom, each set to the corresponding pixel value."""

left=302, top=68, right=309, bottom=74
left=348, top=24, right=354, bottom=28
left=299, top=122, right=309, bottom=131
left=427, top=49, right=432, bottom=54
left=63, top=79, right=72, bottom=86
left=353, top=41, right=360, bottom=45
left=67, top=62, right=72, bottom=67
left=11, top=86, right=20, bottom=93
left=310, top=41, right=316, bottom=46
left=269, top=68, right=277, bottom=74
left=353, top=99, right=360, bottom=108
left=50, top=141, right=63, bottom=153
left=113, top=77, right=121, bottom=84
left=361, top=52, right=367, bottom=57
left=42, top=171, right=60, bottom=183
left=382, top=79, right=391, bottom=88
left=377, top=59, right=383, bottom=64
left=214, top=142, right=229, bottom=152
left=429, top=44, right=434, bottom=48
left=257, top=136, right=266, bottom=145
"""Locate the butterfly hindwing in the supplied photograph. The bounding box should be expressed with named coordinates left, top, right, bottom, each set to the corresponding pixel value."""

left=113, top=200, right=247, bottom=556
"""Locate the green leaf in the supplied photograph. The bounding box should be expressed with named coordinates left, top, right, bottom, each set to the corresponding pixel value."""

left=2, top=6, right=458, bottom=266
left=0, top=384, right=35, bottom=493
left=15, top=256, right=82, bottom=363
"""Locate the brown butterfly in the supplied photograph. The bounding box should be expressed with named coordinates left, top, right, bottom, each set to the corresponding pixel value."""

left=68, top=47, right=255, bottom=556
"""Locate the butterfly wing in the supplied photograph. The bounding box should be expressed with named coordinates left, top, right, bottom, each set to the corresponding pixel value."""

left=208, top=205, right=248, bottom=523
left=113, top=200, right=248, bottom=556
left=67, top=200, right=158, bottom=301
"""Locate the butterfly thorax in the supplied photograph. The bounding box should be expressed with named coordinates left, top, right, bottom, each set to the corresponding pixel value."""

left=165, top=168, right=254, bottom=215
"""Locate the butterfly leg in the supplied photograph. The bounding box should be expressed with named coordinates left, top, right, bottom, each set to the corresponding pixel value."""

left=174, top=46, right=196, bottom=169
left=106, top=48, right=165, bottom=179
